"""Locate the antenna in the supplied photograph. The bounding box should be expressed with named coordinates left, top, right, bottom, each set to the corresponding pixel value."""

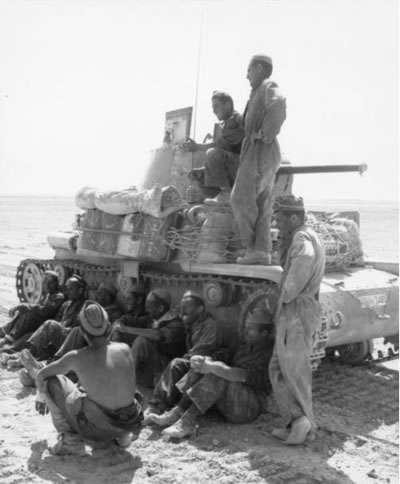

left=192, top=5, right=204, bottom=141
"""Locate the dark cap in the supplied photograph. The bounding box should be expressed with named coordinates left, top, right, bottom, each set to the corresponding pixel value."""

left=149, top=288, right=171, bottom=307
left=182, top=290, right=204, bottom=305
left=273, top=195, right=305, bottom=214
left=97, top=281, right=118, bottom=298
left=67, top=274, right=87, bottom=288
left=43, top=270, right=59, bottom=281
left=250, top=54, right=273, bottom=67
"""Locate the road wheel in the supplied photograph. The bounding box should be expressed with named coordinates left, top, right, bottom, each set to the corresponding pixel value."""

left=327, top=340, right=374, bottom=365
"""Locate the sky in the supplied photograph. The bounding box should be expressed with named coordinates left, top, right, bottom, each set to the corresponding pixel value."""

left=0, top=0, right=398, bottom=201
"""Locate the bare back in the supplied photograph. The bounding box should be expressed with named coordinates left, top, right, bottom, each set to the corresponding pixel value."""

left=74, top=342, right=136, bottom=410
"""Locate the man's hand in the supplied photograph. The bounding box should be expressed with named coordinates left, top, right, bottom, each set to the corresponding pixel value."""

left=8, top=304, right=29, bottom=317
left=113, top=321, right=127, bottom=333
left=190, top=355, right=212, bottom=374
left=35, top=394, right=49, bottom=415
left=183, top=137, right=198, bottom=152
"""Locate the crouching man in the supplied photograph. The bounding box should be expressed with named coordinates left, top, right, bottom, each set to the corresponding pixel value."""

left=33, top=300, right=143, bottom=456
left=145, top=301, right=273, bottom=440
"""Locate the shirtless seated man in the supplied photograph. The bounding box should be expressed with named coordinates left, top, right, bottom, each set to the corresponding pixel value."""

left=30, top=300, right=143, bottom=456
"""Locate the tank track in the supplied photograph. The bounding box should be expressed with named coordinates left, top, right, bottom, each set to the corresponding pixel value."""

left=17, top=258, right=332, bottom=369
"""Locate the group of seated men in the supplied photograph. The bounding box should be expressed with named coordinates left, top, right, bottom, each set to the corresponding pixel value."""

left=0, top=270, right=274, bottom=455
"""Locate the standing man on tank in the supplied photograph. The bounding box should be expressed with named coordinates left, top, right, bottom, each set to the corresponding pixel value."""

left=185, top=91, right=244, bottom=205
left=269, top=195, right=325, bottom=445
left=231, top=54, right=286, bottom=265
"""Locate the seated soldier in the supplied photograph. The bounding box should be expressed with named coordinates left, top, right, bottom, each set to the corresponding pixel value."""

left=185, top=91, right=244, bottom=205
left=28, top=300, right=143, bottom=456
left=18, top=281, right=122, bottom=387
left=146, top=290, right=221, bottom=413
left=146, top=307, right=274, bottom=439
left=110, top=282, right=149, bottom=345
left=0, top=271, right=65, bottom=352
left=117, top=289, right=185, bottom=388
left=7, top=275, right=87, bottom=367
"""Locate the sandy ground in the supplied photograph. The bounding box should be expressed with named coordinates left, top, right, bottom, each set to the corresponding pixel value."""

left=0, top=288, right=399, bottom=483
left=0, top=199, right=398, bottom=483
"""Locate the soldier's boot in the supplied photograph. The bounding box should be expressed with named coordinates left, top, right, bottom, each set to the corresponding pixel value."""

left=49, top=432, right=86, bottom=456
left=143, top=406, right=183, bottom=427
left=271, top=427, right=290, bottom=441
left=161, top=406, right=199, bottom=440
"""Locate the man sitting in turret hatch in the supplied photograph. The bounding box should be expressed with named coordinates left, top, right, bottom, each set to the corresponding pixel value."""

left=184, top=91, right=244, bottom=205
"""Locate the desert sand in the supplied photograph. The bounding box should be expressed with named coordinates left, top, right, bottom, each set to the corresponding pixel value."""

left=0, top=197, right=398, bottom=483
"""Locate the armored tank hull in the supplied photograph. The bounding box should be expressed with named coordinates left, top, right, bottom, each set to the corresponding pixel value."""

left=14, top=145, right=398, bottom=367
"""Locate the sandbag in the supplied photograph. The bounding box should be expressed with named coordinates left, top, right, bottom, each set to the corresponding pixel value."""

left=75, top=186, right=98, bottom=210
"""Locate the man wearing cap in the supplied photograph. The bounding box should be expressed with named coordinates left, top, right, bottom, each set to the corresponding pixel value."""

left=231, top=54, right=286, bottom=265
left=15, top=275, right=87, bottom=362
left=146, top=306, right=274, bottom=439
left=269, top=195, right=325, bottom=445
left=28, top=300, right=143, bottom=455
left=146, top=291, right=221, bottom=414
left=0, top=271, right=65, bottom=353
left=116, top=289, right=185, bottom=388
left=185, top=91, right=245, bottom=205
left=111, top=282, right=149, bottom=346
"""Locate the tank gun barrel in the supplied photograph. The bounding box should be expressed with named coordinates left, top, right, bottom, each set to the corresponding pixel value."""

left=277, top=163, right=368, bottom=177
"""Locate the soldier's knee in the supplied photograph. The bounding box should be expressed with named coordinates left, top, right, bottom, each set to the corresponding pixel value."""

left=46, top=375, right=62, bottom=397
left=205, top=147, right=224, bottom=164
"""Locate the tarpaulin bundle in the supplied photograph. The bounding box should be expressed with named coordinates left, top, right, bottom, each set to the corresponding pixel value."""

left=75, top=184, right=182, bottom=218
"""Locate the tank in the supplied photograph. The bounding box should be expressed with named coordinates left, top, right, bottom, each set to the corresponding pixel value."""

left=14, top=113, right=399, bottom=368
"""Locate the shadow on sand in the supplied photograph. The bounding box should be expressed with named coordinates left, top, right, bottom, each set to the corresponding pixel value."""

left=28, top=439, right=142, bottom=484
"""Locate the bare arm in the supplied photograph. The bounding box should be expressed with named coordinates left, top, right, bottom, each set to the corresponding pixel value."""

left=183, top=137, right=216, bottom=152
left=36, top=351, right=79, bottom=395
left=116, top=323, right=162, bottom=341
left=192, top=356, right=248, bottom=383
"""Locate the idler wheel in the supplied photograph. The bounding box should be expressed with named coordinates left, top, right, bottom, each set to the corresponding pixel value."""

left=16, top=261, right=44, bottom=304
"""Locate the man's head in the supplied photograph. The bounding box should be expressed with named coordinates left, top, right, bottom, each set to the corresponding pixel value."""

left=79, top=300, right=110, bottom=343
left=42, top=270, right=59, bottom=294
left=211, top=91, right=234, bottom=121
left=145, top=289, right=171, bottom=320
left=180, top=291, right=205, bottom=327
left=273, top=195, right=306, bottom=238
left=244, top=307, right=273, bottom=344
left=95, top=282, right=118, bottom=308
left=125, top=281, right=146, bottom=314
left=65, top=274, right=87, bottom=301
left=247, top=54, right=273, bottom=89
